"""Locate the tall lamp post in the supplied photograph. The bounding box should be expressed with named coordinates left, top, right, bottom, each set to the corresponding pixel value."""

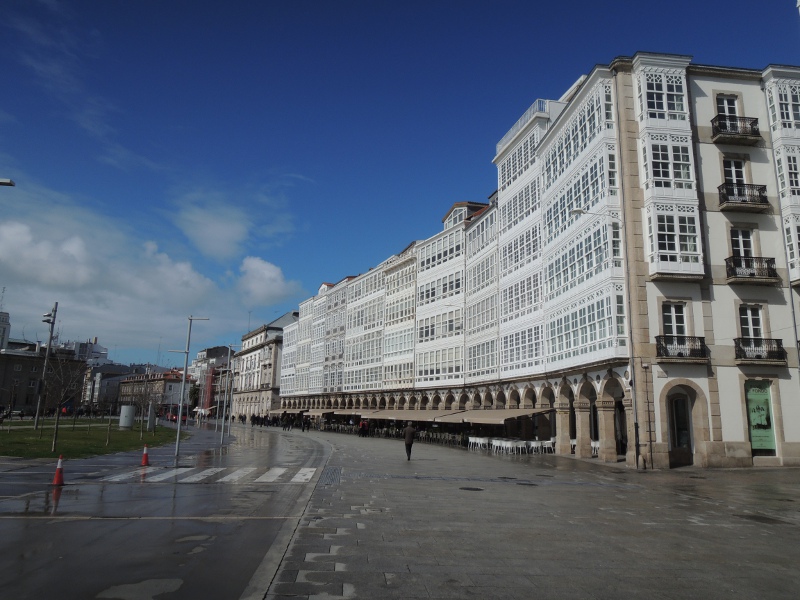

left=228, top=344, right=236, bottom=435
left=220, top=345, right=234, bottom=445
left=33, top=302, right=58, bottom=430
left=169, top=315, right=208, bottom=467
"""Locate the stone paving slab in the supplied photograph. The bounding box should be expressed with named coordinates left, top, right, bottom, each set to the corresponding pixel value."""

left=266, top=430, right=800, bottom=599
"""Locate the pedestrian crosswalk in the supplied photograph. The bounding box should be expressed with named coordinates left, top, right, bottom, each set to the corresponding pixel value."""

left=101, top=466, right=319, bottom=485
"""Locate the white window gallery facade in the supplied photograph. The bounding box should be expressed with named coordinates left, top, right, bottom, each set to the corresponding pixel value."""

left=279, top=53, right=800, bottom=468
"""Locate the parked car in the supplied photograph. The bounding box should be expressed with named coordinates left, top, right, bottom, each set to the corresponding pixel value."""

left=168, top=412, right=187, bottom=423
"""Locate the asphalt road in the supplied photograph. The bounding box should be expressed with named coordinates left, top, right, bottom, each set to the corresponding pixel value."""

left=0, top=423, right=330, bottom=600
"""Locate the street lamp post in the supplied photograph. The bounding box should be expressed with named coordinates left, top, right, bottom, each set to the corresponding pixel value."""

left=169, top=316, right=208, bottom=467
left=33, top=302, right=58, bottom=430
left=220, top=345, right=233, bottom=445
left=226, top=353, right=236, bottom=437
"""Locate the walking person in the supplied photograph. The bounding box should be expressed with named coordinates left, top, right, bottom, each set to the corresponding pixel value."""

left=403, top=421, right=416, bottom=461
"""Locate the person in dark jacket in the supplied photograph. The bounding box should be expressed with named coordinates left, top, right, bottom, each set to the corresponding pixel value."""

left=403, top=422, right=416, bottom=460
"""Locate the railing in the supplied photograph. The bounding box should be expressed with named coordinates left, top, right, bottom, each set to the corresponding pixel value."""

left=734, top=338, right=786, bottom=361
left=496, top=99, right=549, bottom=154
left=718, top=183, right=768, bottom=207
left=711, top=115, right=760, bottom=139
left=725, top=256, right=778, bottom=280
left=655, top=335, right=708, bottom=359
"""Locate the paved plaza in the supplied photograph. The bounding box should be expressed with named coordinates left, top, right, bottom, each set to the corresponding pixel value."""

left=267, top=428, right=800, bottom=600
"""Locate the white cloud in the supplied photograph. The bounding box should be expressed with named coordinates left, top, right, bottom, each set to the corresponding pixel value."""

left=0, top=176, right=301, bottom=364
left=0, top=221, right=94, bottom=286
left=175, top=201, right=250, bottom=260
left=237, top=256, right=303, bottom=307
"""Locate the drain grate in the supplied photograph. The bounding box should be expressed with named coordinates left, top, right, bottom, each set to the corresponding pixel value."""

left=319, top=466, right=342, bottom=486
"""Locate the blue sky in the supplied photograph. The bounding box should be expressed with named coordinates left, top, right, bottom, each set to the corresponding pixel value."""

left=1, top=0, right=798, bottom=366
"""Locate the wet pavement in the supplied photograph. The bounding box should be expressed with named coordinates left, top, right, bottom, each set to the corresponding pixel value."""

left=0, top=424, right=329, bottom=600
left=268, top=429, right=800, bottom=600
left=1, top=424, right=799, bottom=599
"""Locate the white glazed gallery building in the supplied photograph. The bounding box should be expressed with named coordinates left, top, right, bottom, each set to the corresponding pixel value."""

left=279, top=52, right=800, bottom=469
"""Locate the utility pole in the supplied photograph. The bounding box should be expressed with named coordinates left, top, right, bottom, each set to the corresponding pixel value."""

left=33, top=302, right=58, bottom=430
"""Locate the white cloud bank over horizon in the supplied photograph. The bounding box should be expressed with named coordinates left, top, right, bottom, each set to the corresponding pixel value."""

left=0, top=179, right=305, bottom=365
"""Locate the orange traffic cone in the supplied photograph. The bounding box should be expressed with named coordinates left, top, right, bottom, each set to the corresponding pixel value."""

left=52, top=455, right=65, bottom=486
left=141, top=444, right=150, bottom=466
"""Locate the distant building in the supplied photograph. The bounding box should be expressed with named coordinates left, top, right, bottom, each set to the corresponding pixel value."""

left=0, top=312, right=9, bottom=351
left=0, top=344, right=85, bottom=415
left=118, top=369, right=190, bottom=412
left=232, top=311, right=298, bottom=417
left=188, top=346, right=229, bottom=414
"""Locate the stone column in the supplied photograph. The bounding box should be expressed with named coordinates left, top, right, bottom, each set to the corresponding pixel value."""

left=555, top=402, right=571, bottom=454
left=574, top=401, right=592, bottom=458
left=596, top=400, right=617, bottom=462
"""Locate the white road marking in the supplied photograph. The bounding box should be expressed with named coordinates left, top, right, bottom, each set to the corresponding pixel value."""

left=217, top=467, right=257, bottom=483
left=179, top=468, right=225, bottom=483
left=291, top=468, right=316, bottom=483
left=102, top=466, right=160, bottom=482
left=146, top=468, right=193, bottom=482
left=254, top=467, right=287, bottom=483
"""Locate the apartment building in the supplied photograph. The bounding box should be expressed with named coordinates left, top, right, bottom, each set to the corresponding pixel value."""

left=232, top=312, right=298, bottom=417
left=279, top=52, right=800, bottom=468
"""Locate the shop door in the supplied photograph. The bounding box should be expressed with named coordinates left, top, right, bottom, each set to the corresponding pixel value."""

left=668, top=394, right=693, bottom=467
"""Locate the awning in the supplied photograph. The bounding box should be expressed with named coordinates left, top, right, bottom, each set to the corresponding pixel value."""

left=333, top=409, right=378, bottom=416
left=435, top=408, right=554, bottom=424
left=305, top=409, right=335, bottom=417
left=368, top=409, right=466, bottom=422
left=271, top=408, right=306, bottom=414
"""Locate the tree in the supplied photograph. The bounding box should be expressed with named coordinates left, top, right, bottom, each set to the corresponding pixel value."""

left=189, top=384, right=200, bottom=408
left=43, top=351, right=87, bottom=452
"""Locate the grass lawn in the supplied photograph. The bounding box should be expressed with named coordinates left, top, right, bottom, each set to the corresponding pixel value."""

left=0, top=419, right=186, bottom=459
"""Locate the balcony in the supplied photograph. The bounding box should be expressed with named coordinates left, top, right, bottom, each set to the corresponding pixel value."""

left=725, top=256, right=780, bottom=285
left=711, top=115, right=761, bottom=145
left=718, top=183, right=770, bottom=212
left=734, top=338, right=787, bottom=365
left=655, top=335, right=709, bottom=363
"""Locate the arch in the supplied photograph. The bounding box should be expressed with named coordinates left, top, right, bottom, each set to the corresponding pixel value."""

left=378, top=396, right=387, bottom=409
left=444, top=392, right=455, bottom=410
left=507, top=387, right=520, bottom=409
left=522, top=386, right=536, bottom=409
left=419, top=395, right=430, bottom=410
left=482, top=390, right=494, bottom=409
left=495, top=390, right=506, bottom=409
left=458, top=392, right=469, bottom=410
left=658, top=379, right=710, bottom=468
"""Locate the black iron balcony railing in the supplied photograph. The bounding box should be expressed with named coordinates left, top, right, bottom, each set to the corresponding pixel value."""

left=734, top=338, right=786, bottom=361
left=725, top=256, right=778, bottom=280
left=656, top=335, right=708, bottom=359
left=718, top=183, right=768, bottom=207
left=711, top=115, right=760, bottom=141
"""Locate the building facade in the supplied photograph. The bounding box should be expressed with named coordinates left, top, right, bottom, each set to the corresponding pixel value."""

left=118, top=369, right=188, bottom=412
left=231, top=311, right=298, bottom=417
left=0, top=344, right=85, bottom=415
left=279, top=53, right=800, bottom=468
